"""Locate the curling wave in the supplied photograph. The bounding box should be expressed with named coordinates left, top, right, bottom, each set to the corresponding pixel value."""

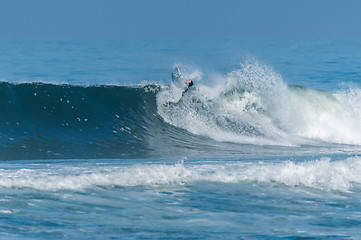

left=1, top=60, right=361, bottom=160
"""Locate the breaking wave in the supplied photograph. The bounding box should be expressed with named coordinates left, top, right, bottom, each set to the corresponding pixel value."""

left=158, top=60, right=361, bottom=147
left=1, top=60, right=361, bottom=159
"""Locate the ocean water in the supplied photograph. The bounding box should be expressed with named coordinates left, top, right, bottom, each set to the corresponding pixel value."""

left=1, top=39, right=361, bottom=239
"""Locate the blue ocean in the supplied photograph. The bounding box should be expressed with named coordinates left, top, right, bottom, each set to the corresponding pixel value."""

left=1, top=39, right=361, bottom=239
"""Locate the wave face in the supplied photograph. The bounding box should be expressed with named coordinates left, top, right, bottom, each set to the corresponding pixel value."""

left=0, top=82, right=237, bottom=160
left=1, top=61, right=361, bottom=160
left=0, top=82, right=164, bottom=159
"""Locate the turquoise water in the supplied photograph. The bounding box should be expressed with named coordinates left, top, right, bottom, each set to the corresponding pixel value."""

left=1, top=39, right=361, bottom=239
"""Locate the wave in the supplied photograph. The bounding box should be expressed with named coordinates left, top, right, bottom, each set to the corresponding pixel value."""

left=0, top=81, right=239, bottom=160
left=1, top=156, right=361, bottom=192
left=1, top=60, right=361, bottom=160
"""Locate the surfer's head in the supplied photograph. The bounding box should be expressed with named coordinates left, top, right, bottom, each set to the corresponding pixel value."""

left=186, top=80, right=193, bottom=87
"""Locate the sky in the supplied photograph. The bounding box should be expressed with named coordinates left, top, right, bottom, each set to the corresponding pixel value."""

left=0, top=0, right=361, bottom=40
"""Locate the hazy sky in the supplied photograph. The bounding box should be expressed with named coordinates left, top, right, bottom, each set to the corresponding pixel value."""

left=0, top=0, right=361, bottom=39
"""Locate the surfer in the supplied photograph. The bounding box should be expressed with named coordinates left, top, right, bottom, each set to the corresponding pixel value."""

left=172, top=66, right=193, bottom=96
left=182, top=79, right=193, bottom=95
left=172, top=66, right=194, bottom=95
left=186, top=79, right=193, bottom=87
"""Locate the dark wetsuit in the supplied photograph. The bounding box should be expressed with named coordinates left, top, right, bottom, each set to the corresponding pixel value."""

left=182, top=80, right=193, bottom=95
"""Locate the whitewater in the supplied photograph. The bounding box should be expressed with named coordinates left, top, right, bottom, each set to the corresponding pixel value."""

left=1, top=39, right=361, bottom=239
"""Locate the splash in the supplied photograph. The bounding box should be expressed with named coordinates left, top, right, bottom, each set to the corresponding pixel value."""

left=157, top=60, right=361, bottom=146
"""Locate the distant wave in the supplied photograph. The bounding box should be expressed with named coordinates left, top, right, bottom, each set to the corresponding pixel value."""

left=1, top=156, right=360, bottom=193
left=1, top=60, right=361, bottom=160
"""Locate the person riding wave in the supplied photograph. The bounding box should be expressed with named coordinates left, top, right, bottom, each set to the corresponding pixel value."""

left=183, top=79, right=193, bottom=95
left=172, top=66, right=194, bottom=95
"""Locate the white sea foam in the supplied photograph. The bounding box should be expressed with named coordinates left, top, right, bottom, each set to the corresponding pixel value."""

left=157, top=60, right=361, bottom=146
left=0, top=157, right=361, bottom=192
